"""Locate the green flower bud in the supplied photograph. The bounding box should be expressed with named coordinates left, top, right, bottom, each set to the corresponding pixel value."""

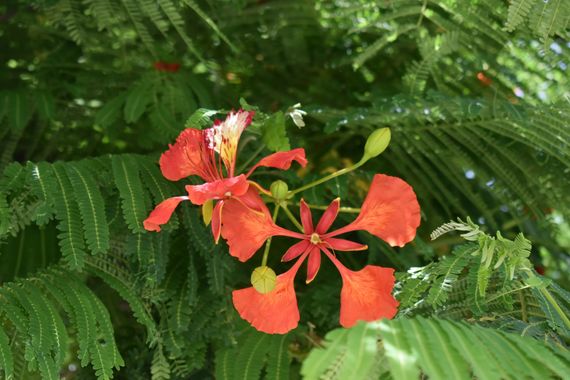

left=251, top=266, right=277, bottom=294
left=362, top=128, right=391, bottom=161
left=270, top=180, right=289, bottom=200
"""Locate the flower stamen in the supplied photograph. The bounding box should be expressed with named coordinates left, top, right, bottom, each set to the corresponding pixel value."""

left=310, top=233, right=322, bottom=245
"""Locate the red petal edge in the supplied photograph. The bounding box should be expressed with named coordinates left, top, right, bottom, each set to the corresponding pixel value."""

left=327, top=174, right=420, bottom=247
left=211, top=201, right=224, bottom=243
left=246, top=148, right=307, bottom=177
left=143, top=196, right=188, bottom=232
left=185, top=175, right=249, bottom=205
left=159, top=129, right=210, bottom=181
left=220, top=187, right=279, bottom=262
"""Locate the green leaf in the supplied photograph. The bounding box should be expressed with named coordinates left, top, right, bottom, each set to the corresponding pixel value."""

left=95, top=93, right=127, bottom=128
left=380, top=319, right=420, bottom=380
left=506, top=0, right=534, bottom=31
left=7, top=91, right=32, bottom=131
left=261, top=111, right=290, bottom=152
left=111, top=155, right=149, bottom=233
left=27, top=162, right=55, bottom=225
left=234, top=330, right=270, bottom=380
left=338, top=322, right=383, bottom=380
left=35, top=91, right=55, bottom=121
left=215, top=348, right=233, bottom=380
left=124, top=82, right=154, bottom=123
left=66, top=161, right=110, bottom=254
left=86, top=263, right=157, bottom=340
left=49, top=163, right=88, bottom=269
left=0, top=327, right=14, bottom=380
left=151, top=346, right=170, bottom=380
left=265, top=334, right=291, bottom=380
left=184, top=108, right=218, bottom=130
left=301, top=328, right=350, bottom=379
left=303, top=317, right=570, bottom=380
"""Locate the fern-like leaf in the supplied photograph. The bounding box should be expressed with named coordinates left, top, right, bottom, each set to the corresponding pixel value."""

left=0, top=327, right=13, bottom=380
left=506, top=0, right=534, bottom=31
left=66, top=161, right=110, bottom=254
left=302, top=317, right=570, bottom=380
left=49, top=163, right=88, bottom=269
left=111, top=155, right=149, bottom=233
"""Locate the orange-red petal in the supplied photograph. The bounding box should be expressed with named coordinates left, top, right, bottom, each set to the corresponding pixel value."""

left=159, top=129, right=211, bottom=181
left=327, top=174, right=420, bottom=247
left=232, top=254, right=307, bottom=334
left=185, top=175, right=249, bottom=205
left=315, top=198, right=340, bottom=234
left=143, top=196, right=188, bottom=232
left=211, top=201, right=224, bottom=243
left=337, top=264, right=398, bottom=327
left=246, top=148, right=307, bottom=177
left=221, top=188, right=302, bottom=262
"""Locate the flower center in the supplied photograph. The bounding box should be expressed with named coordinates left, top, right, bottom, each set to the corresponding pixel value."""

left=310, top=233, right=322, bottom=245
left=225, top=191, right=232, bottom=197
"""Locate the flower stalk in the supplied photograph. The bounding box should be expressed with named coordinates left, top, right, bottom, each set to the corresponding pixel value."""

left=288, top=158, right=366, bottom=196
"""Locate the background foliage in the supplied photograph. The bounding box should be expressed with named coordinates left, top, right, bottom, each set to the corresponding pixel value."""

left=1, top=0, right=569, bottom=379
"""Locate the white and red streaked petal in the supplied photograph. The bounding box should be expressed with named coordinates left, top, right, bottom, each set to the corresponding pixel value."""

left=324, top=238, right=368, bottom=252
left=322, top=247, right=398, bottom=327
left=232, top=252, right=308, bottom=334
left=299, top=199, right=314, bottom=234
left=159, top=129, right=214, bottom=181
left=185, top=175, right=249, bottom=205
left=246, top=148, right=308, bottom=177
left=143, top=196, right=188, bottom=232
left=326, top=174, right=420, bottom=247
left=315, top=198, right=340, bottom=234
left=206, top=110, right=254, bottom=176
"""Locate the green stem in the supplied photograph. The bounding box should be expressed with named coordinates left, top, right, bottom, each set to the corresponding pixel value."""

left=282, top=203, right=304, bottom=232
left=297, top=202, right=361, bottom=214
left=261, top=205, right=280, bottom=266
left=238, top=144, right=265, bottom=174
left=288, top=159, right=365, bottom=196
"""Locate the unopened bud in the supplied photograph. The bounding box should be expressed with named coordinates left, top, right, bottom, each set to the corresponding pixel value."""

left=251, top=266, right=277, bottom=294
left=270, top=180, right=289, bottom=200
left=362, top=128, right=391, bottom=161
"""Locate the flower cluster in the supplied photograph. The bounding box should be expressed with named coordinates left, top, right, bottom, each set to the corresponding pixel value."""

left=144, top=108, right=421, bottom=334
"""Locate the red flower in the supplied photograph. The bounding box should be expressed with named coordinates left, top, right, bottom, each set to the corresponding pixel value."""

left=143, top=110, right=307, bottom=242
left=153, top=62, right=181, bottom=72
left=226, top=174, right=420, bottom=333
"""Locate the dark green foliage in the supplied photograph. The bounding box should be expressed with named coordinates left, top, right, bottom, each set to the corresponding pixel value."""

left=215, top=329, right=292, bottom=380
left=0, top=268, right=124, bottom=380
left=111, top=155, right=150, bottom=233
left=1, top=0, right=569, bottom=378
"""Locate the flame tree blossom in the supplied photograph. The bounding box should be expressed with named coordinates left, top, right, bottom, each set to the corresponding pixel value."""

left=143, top=109, right=307, bottom=241
left=224, top=174, right=421, bottom=333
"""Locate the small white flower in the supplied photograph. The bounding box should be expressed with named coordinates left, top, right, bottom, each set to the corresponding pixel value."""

left=287, top=103, right=307, bottom=128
